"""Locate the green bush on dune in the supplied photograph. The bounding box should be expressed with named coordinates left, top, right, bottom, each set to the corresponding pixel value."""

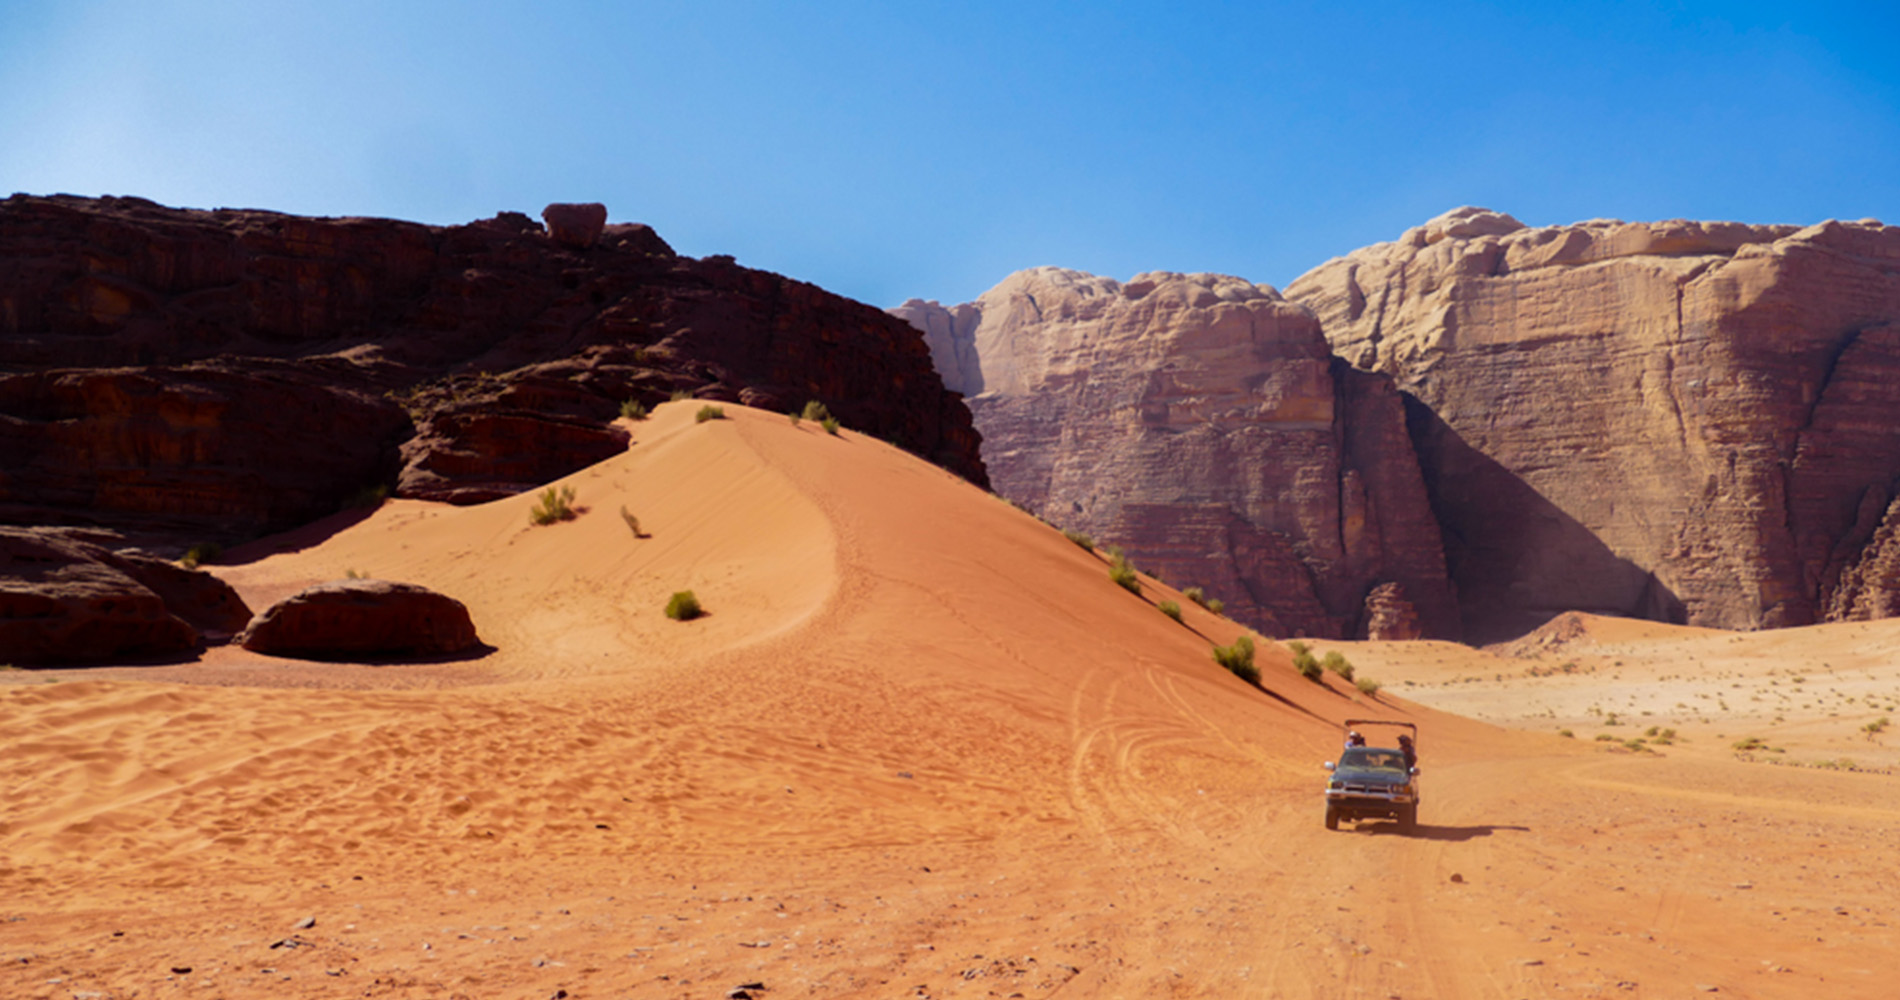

left=1109, top=552, right=1141, bottom=595
left=665, top=590, right=703, bottom=621
left=1213, top=635, right=1259, bottom=685
left=530, top=485, right=578, bottom=526
left=1289, top=641, right=1322, bottom=681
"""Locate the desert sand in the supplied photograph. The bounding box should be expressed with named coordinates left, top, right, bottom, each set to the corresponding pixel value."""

left=4, top=402, right=1897, bottom=999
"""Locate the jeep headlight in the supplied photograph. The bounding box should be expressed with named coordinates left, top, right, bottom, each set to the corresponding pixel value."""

left=1328, top=780, right=1342, bottom=790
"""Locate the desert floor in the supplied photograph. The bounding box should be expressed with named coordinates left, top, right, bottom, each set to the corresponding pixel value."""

left=4, top=401, right=1897, bottom=1000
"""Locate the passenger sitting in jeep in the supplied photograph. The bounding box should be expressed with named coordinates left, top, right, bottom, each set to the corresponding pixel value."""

left=1339, top=748, right=1406, bottom=771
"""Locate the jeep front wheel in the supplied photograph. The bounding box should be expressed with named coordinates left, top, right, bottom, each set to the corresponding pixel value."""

left=1324, top=803, right=1340, bottom=830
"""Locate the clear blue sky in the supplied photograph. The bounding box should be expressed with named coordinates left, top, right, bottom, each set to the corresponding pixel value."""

left=4, top=1, right=1897, bottom=307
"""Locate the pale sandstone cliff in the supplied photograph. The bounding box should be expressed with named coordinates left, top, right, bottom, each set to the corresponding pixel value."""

left=893, top=268, right=1458, bottom=639
left=1288, top=207, right=1900, bottom=638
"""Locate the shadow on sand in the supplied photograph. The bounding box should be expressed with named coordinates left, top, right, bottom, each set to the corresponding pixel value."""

left=215, top=506, right=384, bottom=566
left=1351, top=821, right=1531, bottom=842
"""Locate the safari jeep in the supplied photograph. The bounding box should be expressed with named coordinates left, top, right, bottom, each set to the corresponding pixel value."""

left=1322, top=719, right=1419, bottom=832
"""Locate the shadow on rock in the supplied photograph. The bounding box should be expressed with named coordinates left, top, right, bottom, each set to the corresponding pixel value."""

left=1404, top=394, right=1685, bottom=643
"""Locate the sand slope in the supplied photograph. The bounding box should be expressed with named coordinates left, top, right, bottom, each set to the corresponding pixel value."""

left=3, top=402, right=1897, bottom=999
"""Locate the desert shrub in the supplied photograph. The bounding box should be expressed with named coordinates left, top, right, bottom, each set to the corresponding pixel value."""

left=1732, top=736, right=1766, bottom=751
left=620, top=399, right=649, bottom=420
left=1595, top=734, right=1617, bottom=742
left=1108, top=553, right=1141, bottom=595
left=1158, top=600, right=1182, bottom=622
left=788, top=410, right=802, bottom=426
left=1355, top=677, right=1381, bottom=696
left=1205, top=597, right=1225, bottom=616
left=345, top=568, right=366, bottom=579
left=343, top=483, right=389, bottom=509
left=1865, top=716, right=1891, bottom=738
left=1183, top=586, right=1206, bottom=607
left=1291, top=644, right=1322, bottom=681
left=820, top=416, right=841, bottom=436
left=665, top=590, right=702, bottom=621
left=695, top=404, right=726, bottom=423
left=801, top=400, right=831, bottom=422
left=669, top=389, right=693, bottom=402
left=1212, top=635, right=1258, bottom=684
left=1062, top=529, right=1094, bottom=552
left=1558, top=728, right=1575, bottom=739
left=620, top=505, right=646, bottom=538
left=1322, top=650, right=1354, bottom=681
left=530, top=484, right=578, bottom=526
left=180, top=543, right=222, bottom=569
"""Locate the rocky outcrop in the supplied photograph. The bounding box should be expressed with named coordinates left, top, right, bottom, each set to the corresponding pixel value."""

left=0, top=194, right=986, bottom=548
left=1825, top=495, right=1900, bottom=620
left=237, top=579, right=480, bottom=659
left=541, top=202, right=607, bottom=249
left=1289, top=207, right=1900, bottom=638
left=0, top=527, right=251, bottom=664
left=895, top=268, right=1457, bottom=639
left=1362, top=582, right=1423, bottom=641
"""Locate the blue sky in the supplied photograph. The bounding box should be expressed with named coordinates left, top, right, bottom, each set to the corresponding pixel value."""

left=3, top=1, right=1896, bottom=307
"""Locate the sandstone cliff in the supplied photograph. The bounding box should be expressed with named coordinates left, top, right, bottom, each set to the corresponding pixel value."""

left=1288, top=207, right=1900, bottom=638
left=0, top=195, right=985, bottom=548
left=894, top=268, right=1458, bottom=639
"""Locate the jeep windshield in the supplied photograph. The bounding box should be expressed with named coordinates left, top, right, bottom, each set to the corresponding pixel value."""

left=1337, top=748, right=1408, bottom=771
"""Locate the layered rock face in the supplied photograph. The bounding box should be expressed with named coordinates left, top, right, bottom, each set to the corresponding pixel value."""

left=894, top=268, right=1458, bottom=639
left=0, top=195, right=985, bottom=547
left=1289, top=207, right=1900, bottom=638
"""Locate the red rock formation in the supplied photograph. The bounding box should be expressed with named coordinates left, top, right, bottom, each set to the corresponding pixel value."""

left=541, top=202, right=607, bottom=249
left=0, top=194, right=985, bottom=548
left=895, top=268, right=1457, bottom=639
left=0, top=527, right=250, bottom=664
left=1289, top=208, right=1900, bottom=638
left=1824, top=495, right=1900, bottom=620
left=1362, top=582, right=1423, bottom=641
left=238, top=579, right=479, bottom=659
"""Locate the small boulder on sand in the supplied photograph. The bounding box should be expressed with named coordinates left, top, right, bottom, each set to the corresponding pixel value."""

left=238, top=580, right=480, bottom=660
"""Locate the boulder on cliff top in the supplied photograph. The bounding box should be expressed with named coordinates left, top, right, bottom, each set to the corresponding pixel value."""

left=238, top=579, right=481, bottom=660
left=542, top=202, right=608, bottom=249
left=0, top=527, right=250, bottom=665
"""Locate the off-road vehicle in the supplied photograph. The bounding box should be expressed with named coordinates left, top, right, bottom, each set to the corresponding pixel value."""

left=1322, top=718, right=1419, bottom=832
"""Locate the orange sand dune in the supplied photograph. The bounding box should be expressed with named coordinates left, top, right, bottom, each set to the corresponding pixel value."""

left=4, top=402, right=1897, bottom=999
